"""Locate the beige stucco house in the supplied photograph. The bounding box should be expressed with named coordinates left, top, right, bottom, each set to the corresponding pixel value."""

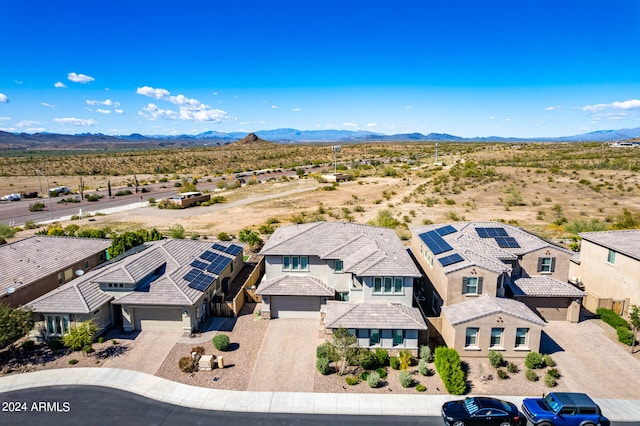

left=573, top=230, right=640, bottom=316
left=27, top=239, right=244, bottom=337
left=1, top=236, right=111, bottom=308
left=257, top=222, right=427, bottom=349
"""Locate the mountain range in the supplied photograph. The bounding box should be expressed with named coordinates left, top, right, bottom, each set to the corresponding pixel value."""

left=1, top=126, right=640, bottom=150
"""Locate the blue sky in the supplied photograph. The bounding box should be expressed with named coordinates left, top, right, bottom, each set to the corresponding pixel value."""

left=1, top=0, right=639, bottom=138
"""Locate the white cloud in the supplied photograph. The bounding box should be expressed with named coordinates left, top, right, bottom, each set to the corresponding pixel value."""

left=343, top=122, right=358, bottom=127
left=67, top=72, right=95, bottom=83
left=504, top=118, right=512, bottom=122
left=367, top=123, right=377, bottom=127
left=544, top=106, right=562, bottom=111
left=53, top=117, right=97, bottom=126
left=16, top=120, right=40, bottom=128
left=96, top=109, right=112, bottom=114
left=0, top=116, right=11, bottom=121
left=136, top=86, right=228, bottom=122
left=0, top=93, right=8, bottom=103
left=115, top=109, right=124, bottom=114
left=54, top=81, right=67, bottom=88
left=87, top=99, right=120, bottom=108
left=25, top=127, right=45, bottom=133
left=488, top=116, right=496, bottom=120
left=271, top=105, right=278, bottom=109
left=582, top=99, right=640, bottom=112
left=41, top=102, right=55, bottom=108
left=14, top=80, right=23, bottom=85
left=405, top=106, right=413, bottom=110
left=291, top=107, right=302, bottom=112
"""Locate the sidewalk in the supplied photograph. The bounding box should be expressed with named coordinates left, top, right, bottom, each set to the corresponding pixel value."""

left=1, top=368, right=639, bottom=421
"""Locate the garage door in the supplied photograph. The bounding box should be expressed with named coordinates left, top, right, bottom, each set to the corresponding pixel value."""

left=271, top=296, right=320, bottom=319
left=133, top=307, right=183, bottom=331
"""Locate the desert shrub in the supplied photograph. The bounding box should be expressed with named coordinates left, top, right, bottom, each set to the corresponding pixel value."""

left=496, top=368, right=509, bottom=379
left=82, top=344, right=93, bottom=355
left=390, top=356, right=401, bottom=370
left=217, top=232, right=232, bottom=241
left=542, top=354, right=556, bottom=367
left=398, top=349, right=413, bottom=370
left=115, top=189, right=132, bottom=196
left=399, top=371, right=413, bottom=388
left=29, top=202, right=45, bottom=212
left=68, top=359, right=79, bottom=365
left=169, top=224, right=186, bottom=239
left=97, top=337, right=104, bottom=344
left=546, top=368, right=561, bottom=378
left=616, top=326, right=635, bottom=346
left=596, top=308, right=630, bottom=329
left=191, top=346, right=205, bottom=357
left=507, top=362, right=519, bottom=374
left=525, top=368, right=539, bottom=382
left=434, top=346, right=466, bottom=395
left=367, top=371, right=381, bottom=388
left=525, top=352, right=545, bottom=369
left=111, top=339, right=119, bottom=345
left=316, top=357, right=331, bottom=375
left=179, top=356, right=196, bottom=373
left=359, top=371, right=369, bottom=381
left=415, top=383, right=427, bottom=392
left=488, top=350, right=504, bottom=368
left=418, top=359, right=429, bottom=376
left=374, top=347, right=389, bottom=366
left=358, top=349, right=378, bottom=370
left=544, top=373, right=557, bottom=387
left=345, top=375, right=359, bottom=386
left=86, top=194, right=103, bottom=202
left=212, top=334, right=230, bottom=351
left=419, top=345, right=433, bottom=362
left=376, top=367, right=388, bottom=379
left=317, top=342, right=337, bottom=361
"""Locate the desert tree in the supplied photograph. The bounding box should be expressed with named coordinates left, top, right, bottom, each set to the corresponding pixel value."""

left=0, top=304, right=33, bottom=350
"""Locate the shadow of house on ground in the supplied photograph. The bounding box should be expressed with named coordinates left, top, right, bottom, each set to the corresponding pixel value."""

left=540, top=330, right=564, bottom=354
left=95, top=344, right=130, bottom=360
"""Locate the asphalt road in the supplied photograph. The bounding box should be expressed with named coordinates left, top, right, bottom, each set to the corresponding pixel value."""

left=0, top=386, right=437, bottom=426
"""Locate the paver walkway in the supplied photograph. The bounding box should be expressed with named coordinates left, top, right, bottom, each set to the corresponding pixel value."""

left=541, top=319, right=640, bottom=399
left=102, top=331, right=181, bottom=375
left=247, top=319, right=319, bottom=392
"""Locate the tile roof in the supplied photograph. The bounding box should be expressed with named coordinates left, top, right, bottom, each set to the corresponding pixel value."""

left=442, top=295, right=546, bottom=326
left=324, top=301, right=428, bottom=330
left=510, top=276, right=586, bottom=298
left=260, top=222, right=420, bottom=277
left=0, top=236, right=111, bottom=295
left=579, top=230, right=640, bottom=261
left=255, top=274, right=334, bottom=296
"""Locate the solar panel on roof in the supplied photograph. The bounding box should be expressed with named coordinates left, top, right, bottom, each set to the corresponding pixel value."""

left=187, top=273, right=214, bottom=291
left=438, top=253, right=465, bottom=267
left=495, top=236, right=520, bottom=248
left=209, top=256, right=232, bottom=274
left=419, top=230, right=453, bottom=255
left=183, top=268, right=201, bottom=282
left=212, top=243, right=243, bottom=256
left=476, top=227, right=509, bottom=238
left=190, top=259, right=208, bottom=270
left=435, top=225, right=456, bottom=236
left=200, top=250, right=219, bottom=261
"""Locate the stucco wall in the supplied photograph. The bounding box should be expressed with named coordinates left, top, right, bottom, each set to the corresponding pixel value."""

left=520, top=246, right=572, bottom=281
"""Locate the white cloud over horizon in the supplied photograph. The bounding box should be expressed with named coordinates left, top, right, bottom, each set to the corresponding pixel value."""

left=136, top=86, right=228, bottom=122
left=68, top=72, right=95, bottom=84
left=0, top=93, right=8, bottom=103
left=343, top=122, right=358, bottom=127
left=96, top=109, right=111, bottom=114
left=54, top=81, right=67, bottom=88
left=86, top=99, right=120, bottom=107
left=582, top=99, right=640, bottom=112
left=41, top=102, right=55, bottom=108
left=291, top=107, right=302, bottom=112
left=0, top=117, right=11, bottom=121
left=16, top=120, right=40, bottom=128
left=54, top=117, right=97, bottom=126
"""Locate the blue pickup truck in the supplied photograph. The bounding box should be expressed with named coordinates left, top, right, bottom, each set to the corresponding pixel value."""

left=521, top=392, right=609, bottom=426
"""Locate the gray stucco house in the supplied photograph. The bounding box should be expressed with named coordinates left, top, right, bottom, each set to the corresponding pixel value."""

left=256, top=222, right=427, bottom=349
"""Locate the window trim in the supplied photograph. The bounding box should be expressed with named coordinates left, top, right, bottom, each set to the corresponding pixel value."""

left=515, top=327, right=529, bottom=349
left=462, top=276, right=483, bottom=295
left=370, top=328, right=380, bottom=345
left=334, top=259, right=343, bottom=273
left=607, top=249, right=616, bottom=265
left=465, top=327, right=479, bottom=349
left=490, top=327, right=504, bottom=349
left=282, top=255, right=309, bottom=271
left=393, top=329, right=404, bottom=346
left=372, top=276, right=405, bottom=294
left=537, top=256, right=556, bottom=273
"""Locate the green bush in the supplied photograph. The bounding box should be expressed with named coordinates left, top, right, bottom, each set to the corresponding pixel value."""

left=415, top=383, right=427, bottom=392
left=390, top=356, right=401, bottom=370
left=317, top=357, right=331, bottom=375
left=317, top=342, right=336, bottom=360
left=82, top=344, right=93, bottom=354
left=496, top=368, right=509, bottom=379
left=507, top=362, right=519, bottom=374
left=374, top=347, right=389, bottom=366
left=546, top=368, right=561, bottom=379
left=345, top=375, right=359, bottom=386
left=542, top=354, right=556, bottom=367
left=97, top=337, right=104, bottom=344
left=488, top=350, right=504, bottom=368
left=212, top=334, right=230, bottom=351
left=398, top=349, right=413, bottom=370
left=367, top=371, right=381, bottom=388
left=597, top=308, right=630, bottom=329
left=359, top=371, right=369, bottom=381
left=616, top=326, right=635, bottom=346
left=115, top=189, right=132, bottom=196
left=29, top=202, right=45, bottom=212
left=68, top=359, right=79, bottom=365
left=399, top=371, right=413, bottom=388
left=419, top=345, right=433, bottom=362
left=434, top=347, right=467, bottom=395
left=525, top=368, right=539, bottom=382
left=376, top=367, right=388, bottom=379
left=544, top=373, right=557, bottom=387
left=525, top=352, right=545, bottom=369
left=179, top=356, right=196, bottom=373
left=358, top=349, right=378, bottom=370
left=418, top=359, right=429, bottom=376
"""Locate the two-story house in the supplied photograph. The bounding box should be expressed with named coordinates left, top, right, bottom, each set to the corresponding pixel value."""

left=410, top=222, right=583, bottom=357
left=572, top=229, right=640, bottom=316
left=256, top=222, right=427, bottom=350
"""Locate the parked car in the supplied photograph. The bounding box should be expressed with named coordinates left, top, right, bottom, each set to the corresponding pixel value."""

left=442, top=396, right=524, bottom=426
left=1, top=193, right=21, bottom=201
left=521, top=392, right=609, bottom=426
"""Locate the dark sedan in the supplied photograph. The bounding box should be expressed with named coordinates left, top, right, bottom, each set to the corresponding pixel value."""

left=441, top=397, right=523, bottom=426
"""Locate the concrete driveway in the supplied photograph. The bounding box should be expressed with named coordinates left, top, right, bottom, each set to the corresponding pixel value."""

left=541, top=319, right=640, bottom=399
left=247, top=319, right=319, bottom=392
left=102, top=331, right=181, bottom=375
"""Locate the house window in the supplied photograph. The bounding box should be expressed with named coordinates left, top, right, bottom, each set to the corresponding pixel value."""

left=393, top=329, right=404, bottom=346
left=490, top=328, right=504, bottom=348
left=370, top=329, right=380, bottom=345
left=99, top=252, right=105, bottom=261
left=374, top=277, right=382, bottom=293
left=282, top=256, right=309, bottom=271
left=465, top=327, right=479, bottom=348
left=64, top=268, right=73, bottom=282
left=84, top=260, right=90, bottom=268
left=537, top=257, right=556, bottom=273
left=394, top=277, right=403, bottom=293
left=462, top=277, right=483, bottom=295
left=515, top=328, right=529, bottom=348
left=46, top=315, right=70, bottom=336
left=607, top=250, right=616, bottom=265
left=334, top=259, right=343, bottom=272
left=384, top=277, right=392, bottom=293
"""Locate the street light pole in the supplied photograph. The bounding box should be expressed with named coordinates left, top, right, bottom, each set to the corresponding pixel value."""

left=332, top=145, right=341, bottom=175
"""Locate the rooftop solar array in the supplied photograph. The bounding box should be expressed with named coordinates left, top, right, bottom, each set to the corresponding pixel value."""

left=476, top=227, right=509, bottom=238
left=183, top=268, right=215, bottom=291
left=206, top=256, right=233, bottom=275
left=438, top=253, right=465, bottom=267
left=435, top=225, right=457, bottom=236
left=190, top=259, right=208, bottom=270
left=200, top=250, right=219, bottom=261
left=212, top=243, right=243, bottom=256
left=419, top=230, right=453, bottom=255
left=495, top=236, right=521, bottom=248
